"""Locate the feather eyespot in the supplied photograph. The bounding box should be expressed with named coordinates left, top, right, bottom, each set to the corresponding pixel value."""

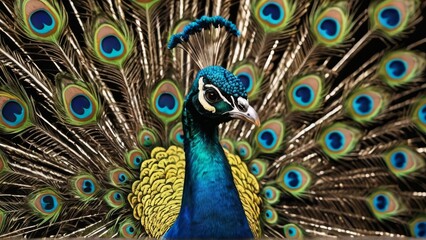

left=0, top=92, right=31, bottom=133
left=95, top=24, right=127, bottom=60
left=1, top=100, right=25, bottom=127
left=150, top=80, right=183, bottom=124
left=104, top=190, right=125, bottom=208
left=410, top=217, right=426, bottom=238
left=378, top=6, right=401, bottom=30
left=378, top=51, right=424, bottom=87
left=91, top=19, right=132, bottom=66
left=262, top=186, right=281, bottom=205
left=60, top=83, right=99, bottom=126
left=317, top=123, right=360, bottom=160
left=248, top=159, right=268, bottom=180
left=255, top=119, right=285, bottom=154
left=235, top=141, right=253, bottom=161
left=18, top=0, right=65, bottom=41
left=312, top=4, right=350, bottom=46
left=369, top=0, right=416, bottom=37
left=383, top=146, right=424, bottom=178
left=233, top=63, right=261, bottom=99
left=254, top=0, right=294, bottom=33
left=220, top=138, right=235, bottom=153
left=277, top=165, right=311, bottom=197
left=109, top=168, right=133, bottom=187
left=29, top=189, right=62, bottom=222
left=412, top=99, right=426, bottom=133
left=119, top=219, right=139, bottom=238
left=345, top=87, right=387, bottom=123
left=72, top=174, right=99, bottom=201
left=29, top=9, right=55, bottom=35
left=288, top=75, right=324, bottom=112
left=263, top=206, right=278, bottom=225
left=125, top=149, right=147, bottom=170
left=170, top=123, right=185, bottom=146
left=283, top=224, right=304, bottom=239
left=367, top=190, right=402, bottom=220
left=138, top=128, right=160, bottom=149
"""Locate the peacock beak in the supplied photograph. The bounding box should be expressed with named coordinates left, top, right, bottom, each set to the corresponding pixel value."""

left=228, top=97, right=261, bottom=126
left=238, top=105, right=261, bottom=127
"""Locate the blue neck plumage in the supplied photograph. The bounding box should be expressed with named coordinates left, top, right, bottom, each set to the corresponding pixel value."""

left=164, top=100, right=253, bottom=239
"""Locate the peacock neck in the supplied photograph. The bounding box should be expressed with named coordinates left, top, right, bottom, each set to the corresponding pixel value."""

left=164, top=102, right=253, bottom=238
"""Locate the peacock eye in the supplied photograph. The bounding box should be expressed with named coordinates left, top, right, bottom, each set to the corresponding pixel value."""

left=205, top=89, right=220, bottom=103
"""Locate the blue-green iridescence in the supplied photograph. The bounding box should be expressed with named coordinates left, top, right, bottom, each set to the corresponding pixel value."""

left=418, top=104, right=426, bottom=124
left=2, top=100, right=25, bottom=126
left=70, top=95, right=92, bottom=119
left=168, top=16, right=240, bottom=49
left=197, top=66, right=247, bottom=98
left=40, top=194, right=59, bottom=213
left=378, top=7, right=401, bottom=30
left=386, top=58, right=407, bottom=79
left=414, top=221, right=426, bottom=238
left=156, top=93, right=178, bottom=115
left=326, top=131, right=345, bottom=151
left=82, top=179, right=95, bottom=194
left=29, top=10, right=55, bottom=34
left=373, top=194, right=389, bottom=212
left=317, top=18, right=339, bottom=40
left=260, top=2, right=284, bottom=25
left=165, top=65, right=252, bottom=238
left=353, top=94, right=373, bottom=115
left=100, top=35, right=124, bottom=59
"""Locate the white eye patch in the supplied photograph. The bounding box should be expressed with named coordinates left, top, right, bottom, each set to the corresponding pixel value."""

left=197, top=78, right=233, bottom=113
left=198, top=77, right=216, bottom=113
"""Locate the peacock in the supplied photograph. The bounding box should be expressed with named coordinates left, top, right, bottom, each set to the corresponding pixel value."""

left=0, top=0, right=425, bottom=238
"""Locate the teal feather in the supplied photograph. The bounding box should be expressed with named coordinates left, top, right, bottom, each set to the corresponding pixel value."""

left=0, top=0, right=425, bottom=238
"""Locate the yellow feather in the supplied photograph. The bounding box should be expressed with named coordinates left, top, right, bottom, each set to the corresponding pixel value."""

left=129, top=146, right=261, bottom=238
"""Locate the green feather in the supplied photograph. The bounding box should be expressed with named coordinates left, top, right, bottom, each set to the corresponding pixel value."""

left=104, top=190, right=126, bottom=209
left=150, top=80, right=183, bottom=125
left=377, top=50, right=425, bottom=87
left=366, top=189, right=404, bottom=220
left=28, top=188, right=62, bottom=224
left=283, top=223, right=304, bottom=239
left=87, top=16, right=133, bottom=67
left=71, top=174, right=100, bottom=201
left=369, top=0, right=420, bottom=37
left=108, top=168, right=133, bottom=187
left=262, top=185, right=282, bottom=205
left=125, top=149, right=148, bottom=170
left=118, top=218, right=140, bottom=238
left=262, top=205, right=279, bottom=225
left=317, top=122, right=361, bottom=160
left=138, top=127, right=160, bottom=149
left=253, top=0, right=295, bottom=33
left=276, top=164, right=311, bottom=198
left=383, top=146, right=424, bottom=178
left=411, top=98, right=426, bottom=134
left=15, top=0, right=67, bottom=42
left=0, top=90, right=32, bottom=134
left=254, top=119, right=285, bottom=154
left=344, top=87, right=388, bottom=123
left=310, top=1, right=352, bottom=47
left=55, top=74, right=101, bottom=126
left=248, top=159, right=268, bottom=180
left=233, top=63, right=263, bottom=100
left=235, top=141, right=254, bottom=161
left=287, top=74, right=324, bottom=112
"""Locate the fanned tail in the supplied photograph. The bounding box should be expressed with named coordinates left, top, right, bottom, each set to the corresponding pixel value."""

left=0, top=0, right=425, bottom=238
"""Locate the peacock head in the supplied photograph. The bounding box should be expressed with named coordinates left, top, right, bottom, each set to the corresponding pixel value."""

left=186, top=65, right=260, bottom=126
